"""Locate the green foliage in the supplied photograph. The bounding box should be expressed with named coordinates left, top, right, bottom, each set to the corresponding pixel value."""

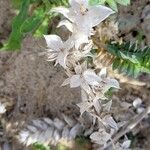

left=75, top=136, right=91, bottom=150
left=2, top=0, right=30, bottom=51
left=11, top=0, right=22, bottom=8
left=21, top=7, right=45, bottom=34
left=33, top=142, right=51, bottom=150
left=2, top=0, right=68, bottom=51
left=107, top=42, right=150, bottom=77
left=34, top=17, right=49, bottom=37
left=56, top=144, right=68, bottom=150
left=89, top=0, right=130, bottom=11
left=105, top=87, right=117, bottom=99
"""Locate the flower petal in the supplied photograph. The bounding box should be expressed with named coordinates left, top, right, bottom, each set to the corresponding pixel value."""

left=90, top=129, right=111, bottom=145
left=71, top=30, right=89, bottom=49
left=105, top=78, right=120, bottom=89
left=52, top=7, right=75, bottom=22
left=81, top=80, right=91, bottom=94
left=77, top=101, right=92, bottom=115
left=70, top=75, right=81, bottom=88
left=56, top=51, right=68, bottom=68
left=69, top=0, right=89, bottom=13
left=44, top=35, right=63, bottom=50
left=83, top=70, right=102, bottom=86
left=63, top=37, right=74, bottom=51
left=61, top=78, right=70, bottom=86
left=99, top=68, right=107, bottom=78
left=74, top=64, right=82, bottom=74
left=87, top=5, right=115, bottom=27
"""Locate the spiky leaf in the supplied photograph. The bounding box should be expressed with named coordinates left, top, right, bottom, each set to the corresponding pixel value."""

left=107, top=42, right=150, bottom=77
left=1, top=0, right=30, bottom=51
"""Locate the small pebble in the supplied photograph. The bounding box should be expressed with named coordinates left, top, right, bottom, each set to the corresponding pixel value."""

left=133, top=98, right=142, bottom=108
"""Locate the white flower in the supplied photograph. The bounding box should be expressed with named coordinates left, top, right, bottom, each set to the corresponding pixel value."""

left=62, top=63, right=93, bottom=95
left=58, top=19, right=92, bottom=49
left=77, top=101, right=93, bottom=115
left=83, top=68, right=120, bottom=99
left=90, top=129, right=111, bottom=146
left=62, top=64, right=83, bottom=88
left=53, top=0, right=114, bottom=48
left=70, top=41, right=93, bottom=62
left=44, top=35, right=73, bottom=68
left=53, top=0, right=114, bottom=27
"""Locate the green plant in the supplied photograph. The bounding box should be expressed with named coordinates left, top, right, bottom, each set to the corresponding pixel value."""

left=1, top=0, right=68, bottom=51
left=107, top=42, right=150, bottom=77
left=17, top=0, right=150, bottom=149
left=89, top=0, right=130, bottom=11
left=33, top=142, right=51, bottom=150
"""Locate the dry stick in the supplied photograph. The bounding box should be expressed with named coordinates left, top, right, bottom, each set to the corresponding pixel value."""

left=105, top=105, right=150, bottom=149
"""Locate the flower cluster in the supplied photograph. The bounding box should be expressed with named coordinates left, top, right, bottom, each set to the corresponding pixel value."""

left=44, top=0, right=129, bottom=149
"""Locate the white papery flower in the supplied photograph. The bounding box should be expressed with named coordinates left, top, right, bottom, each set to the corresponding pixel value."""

left=77, top=101, right=93, bottom=115
left=19, top=116, right=84, bottom=146
left=53, top=0, right=114, bottom=27
left=44, top=35, right=73, bottom=68
left=53, top=0, right=114, bottom=48
left=83, top=68, right=120, bottom=99
left=58, top=19, right=92, bottom=49
left=62, top=63, right=91, bottom=94
left=71, top=41, right=93, bottom=62
left=90, top=129, right=111, bottom=146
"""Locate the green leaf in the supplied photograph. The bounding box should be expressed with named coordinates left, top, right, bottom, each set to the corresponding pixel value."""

left=89, top=0, right=106, bottom=5
left=89, top=0, right=130, bottom=11
left=11, top=0, right=21, bottom=8
left=1, top=0, right=30, bottom=51
left=21, top=8, right=45, bottom=33
left=107, top=42, right=150, bottom=77
left=34, top=17, right=49, bottom=37
left=106, top=0, right=118, bottom=11
left=115, top=0, right=130, bottom=6
left=33, top=143, right=51, bottom=150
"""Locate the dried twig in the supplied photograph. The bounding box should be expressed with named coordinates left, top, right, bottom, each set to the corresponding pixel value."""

left=105, top=105, right=150, bottom=149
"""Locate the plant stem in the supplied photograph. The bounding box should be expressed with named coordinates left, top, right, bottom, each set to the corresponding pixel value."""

left=105, top=105, right=150, bottom=149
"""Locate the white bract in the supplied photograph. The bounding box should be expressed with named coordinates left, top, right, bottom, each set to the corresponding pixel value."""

left=84, top=68, right=119, bottom=88
left=52, top=0, right=114, bottom=48
left=83, top=68, right=119, bottom=99
left=42, top=0, right=124, bottom=148
left=77, top=101, right=93, bottom=115
left=90, top=129, right=111, bottom=146
left=69, top=41, right=93, bottom=64
left=62, top=63, right=92, bottom=94
left=44, top=35, right=73, bottom=68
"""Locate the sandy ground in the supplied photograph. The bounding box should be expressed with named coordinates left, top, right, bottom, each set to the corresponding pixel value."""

left=0, top=0, right=150, bottom=149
